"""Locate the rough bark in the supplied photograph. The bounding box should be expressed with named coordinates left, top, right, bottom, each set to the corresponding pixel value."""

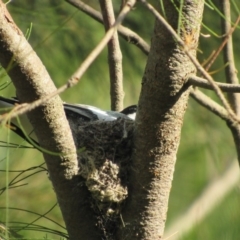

left=117, top=1, right=204, bottom=239
left=0, top=2, right=101, bottom=239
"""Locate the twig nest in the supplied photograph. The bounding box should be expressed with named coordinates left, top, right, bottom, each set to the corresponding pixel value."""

left=73, top=118, right=134, bottom=214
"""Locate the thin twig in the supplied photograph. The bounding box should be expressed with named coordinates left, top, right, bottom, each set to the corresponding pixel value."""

left=190, top=88, right=230, bottom=121
left=71, top=0, right=136, bottom=80
left=221, top=2, right=240, bottom=114
left=99, top=0, right=124, bottom=111
left=0, top=0, right=137, bottom=123
left=140, top=0, right=239, bottom=123
left=191, top=87, right=240, bottom=162
left=204, top=16, right=240, bottom=74
left=189, top=76, right=240, bottom=92
left=66, top=0, right=150, bottom=55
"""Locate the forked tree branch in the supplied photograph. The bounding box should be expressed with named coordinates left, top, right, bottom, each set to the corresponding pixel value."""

left=0, top=0, right=136, bottom=124
left=117, top=1, right=204, bottom=238
left=66, top=0, right=150, bottom=55
left=142, top=0, right=240, bottom=164
left=0, top=1, right=100, bottom=239
left=65, top=0, right=240, bottom=123
left=0, top=1, right=136, bottom=239
left=140, top=0, right=239, bottom=124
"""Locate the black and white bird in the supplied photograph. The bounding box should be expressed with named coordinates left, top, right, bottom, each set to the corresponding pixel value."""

left=63, top=102, right=136, bottom=122
left=0, top=96, right=137, bottom=144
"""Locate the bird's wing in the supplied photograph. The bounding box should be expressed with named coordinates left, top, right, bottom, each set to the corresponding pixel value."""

left=0, top=96, right=19, bottom=107
left=0, top=96, right=136, bottom=145
left=64, top=103, right=117, bottom=121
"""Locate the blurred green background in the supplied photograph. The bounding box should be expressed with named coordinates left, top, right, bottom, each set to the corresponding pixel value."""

left=0, top=0, right=240, bottom=239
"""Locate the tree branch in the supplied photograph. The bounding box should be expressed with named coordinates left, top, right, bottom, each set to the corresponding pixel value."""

left=0, top=0, right=136, bottom=124
left=203, top=16, right=239, bottom=75
left=65, top=0, right=150, bottom=55
left=0, top=2, right=100, bottom=239
left=65, top=0, right=240, bottom=112
left=0, top=1, right=138, bottom=238
left=65, top=0, right=240, bottom=119
left=189, top=75, right=240, bottom=92
left=117, top=1, right=204, bottom=238
left=99, top=0, right=124, bottom=111
left=190, top=87, right=240, bottom=164
left=190, top=88, right=229, bottom=121
left=220, top=2, right=240, bottom=114
left=139, top=0, right=239, bottom=124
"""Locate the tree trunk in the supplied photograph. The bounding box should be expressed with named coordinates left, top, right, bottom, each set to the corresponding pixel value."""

left=0, top=2, right=101, bottom=239
left=118, top=1, right=204, bottom=239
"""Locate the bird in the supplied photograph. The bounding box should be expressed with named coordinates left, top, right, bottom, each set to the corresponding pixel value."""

left=63, top=102, right=136, bottom=121
left=0, top=96, right=137, bottom=145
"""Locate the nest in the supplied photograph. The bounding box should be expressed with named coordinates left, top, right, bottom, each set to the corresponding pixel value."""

left=67, top=114, right=134, bottom=216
